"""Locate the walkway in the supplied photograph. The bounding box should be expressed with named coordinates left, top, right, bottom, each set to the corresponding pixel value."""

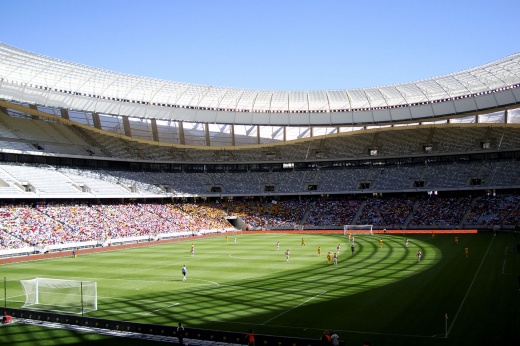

left=12, top=318, right=243, bottom=346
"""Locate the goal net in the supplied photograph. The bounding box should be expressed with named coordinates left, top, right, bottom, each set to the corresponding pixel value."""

left=20, top=278, right=97, bottom=314
left=344, top=224, right=373, bottom=236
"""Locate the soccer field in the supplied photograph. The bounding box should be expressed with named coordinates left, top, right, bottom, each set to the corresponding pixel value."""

left=1, top=232, right=519, bottom=345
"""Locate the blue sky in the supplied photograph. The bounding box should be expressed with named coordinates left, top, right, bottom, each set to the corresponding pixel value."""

left=1, top=0, right=519, bottom=91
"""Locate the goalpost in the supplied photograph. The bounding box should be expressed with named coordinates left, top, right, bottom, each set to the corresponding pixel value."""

left=344, top=224, right=373, bottom=236
left=20, top=278, right=97, bottom=314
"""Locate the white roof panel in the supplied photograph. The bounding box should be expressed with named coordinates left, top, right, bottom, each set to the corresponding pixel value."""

left=0, top=43, right=519, bottom=125
left=347, top=89, right=371, bottom=109
left=326, top=90, right=350, bottom=110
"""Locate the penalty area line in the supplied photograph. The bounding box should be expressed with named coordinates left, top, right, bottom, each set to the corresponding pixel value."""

left=140, top=303, right=180, bottom=316
left=261, top=290, right=327, bottom=325
left=189, top=278, right=220, bottom=286
left=103, top=309, right=147, bottom=316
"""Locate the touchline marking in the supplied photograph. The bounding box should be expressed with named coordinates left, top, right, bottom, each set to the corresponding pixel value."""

left=502, top=259, right=511, bottom=274
left=261, top=290, right=327, bottom=325
left=447, top=236, right=494, bottom=338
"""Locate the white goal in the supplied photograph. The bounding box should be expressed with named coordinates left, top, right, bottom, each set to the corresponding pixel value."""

left=293, top=224, right=304, bottom=231
left=344, top=224, right=373, bottom=236
left=20, top=277, right=97, bottom=314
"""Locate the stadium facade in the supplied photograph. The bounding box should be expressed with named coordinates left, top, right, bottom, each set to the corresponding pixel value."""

left=0, top=42, right=518, bottom=199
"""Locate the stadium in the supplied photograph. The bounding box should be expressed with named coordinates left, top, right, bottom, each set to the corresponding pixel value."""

left=0, top=41, right=519, bottom=346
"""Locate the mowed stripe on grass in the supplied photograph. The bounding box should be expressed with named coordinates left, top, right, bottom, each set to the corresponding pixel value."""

left=2, top=232, right=518, bottom=345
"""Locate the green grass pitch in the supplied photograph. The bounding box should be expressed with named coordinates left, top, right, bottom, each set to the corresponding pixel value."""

left=1, top=232, right=519, bottom=345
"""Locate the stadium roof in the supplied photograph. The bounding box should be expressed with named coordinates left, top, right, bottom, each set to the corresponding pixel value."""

left=0, top=42, right=519, bottom=126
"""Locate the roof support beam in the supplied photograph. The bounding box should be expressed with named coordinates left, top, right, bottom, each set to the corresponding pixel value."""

left=151, top=118, right=159, bottom=142
left=205, top=123, right=210, bottom=146
left=178, top=121, right=185, bottom=145
left=123, top=116, right=132, bottom=137
left=60, top=108, right=69, bottom=120
left=92, top=112, right=101, bottom=130
left=29, top=105, right=39, bottom=120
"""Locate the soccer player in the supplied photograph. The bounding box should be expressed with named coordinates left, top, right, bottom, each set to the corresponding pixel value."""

left=327, top=251, right=332, bottom=264
left=276, top=241, right=280, bottom=250
left=351, top=243, right=355, bottom=254
left=333, top=252, right=338, bottom=265
left=181, top=265, right=187, bottom=281
left=417, top=250, right=422, bottom=262
left=379, top=238, right=383, bottom=248
left=405, top=239, right=408, bottom=248
left=301, top=237, right=305, bottom=246
left=191, top=243, right=194, bottom=256
left=234, top=236, right=237, bottom=245
left=226, top=235, right=228, bottom=242
left=465, top=246, right=469, bottom=258
left=351, top=235, right=355, bottom=244
left=454, top=236, right=459, bottom=245
left=337, top=244, right=341, bottom=253
left=318, top=246, right=321, bottom=256
left=348, top=232, right=352, bottom=241
left=285, top=249, right=290, bottom=262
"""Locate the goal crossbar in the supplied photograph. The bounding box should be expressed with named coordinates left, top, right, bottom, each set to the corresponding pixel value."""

left=344, top=224, right=373, bottom=235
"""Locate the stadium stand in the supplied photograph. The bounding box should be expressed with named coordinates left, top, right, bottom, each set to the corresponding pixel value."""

left=0, top=43, right=519, bottom=258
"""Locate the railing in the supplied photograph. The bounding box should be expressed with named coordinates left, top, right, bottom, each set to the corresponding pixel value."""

left=1, top=308, right=339, bottom=346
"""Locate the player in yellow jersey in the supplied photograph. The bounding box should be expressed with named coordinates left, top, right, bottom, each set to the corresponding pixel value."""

left=318, top=246, right=321, bottom=256
left=327, top=251, right=332, bottom=264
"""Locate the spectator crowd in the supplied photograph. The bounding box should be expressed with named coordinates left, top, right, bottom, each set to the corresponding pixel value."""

left=1, top=193, right=519, bottom=250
